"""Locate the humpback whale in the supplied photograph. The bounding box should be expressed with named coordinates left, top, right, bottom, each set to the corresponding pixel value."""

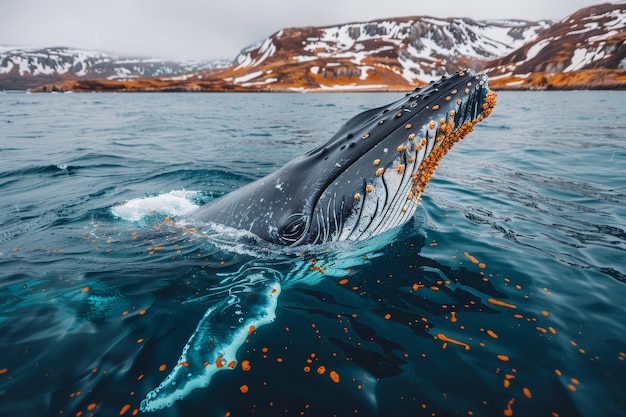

left=140, top=69, right=496, bottom=411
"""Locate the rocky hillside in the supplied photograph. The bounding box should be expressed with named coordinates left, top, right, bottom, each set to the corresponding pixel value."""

left=486, top=2, right=626, bottom=89
left=4, top=2, right=626, bottom=92
left=217, top=17, right=550, bottom=90
left=0, top=46, right=228, bottom=90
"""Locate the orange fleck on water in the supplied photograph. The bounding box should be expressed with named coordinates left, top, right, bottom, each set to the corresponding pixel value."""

left=487, top=330, right=498, bottom=339
left=478, top=263, right=486, bottom=269
left=548, top=327, right=556, bottom=335
left=329, top=370, right=340, bottom=383
left=240, top=384, right=249, bottom=394
left=228, top=360, right=237, bottom=368
left=338, top=279, right=348, bottom=285
left=317, top=365, right=326, bottom=375
left=463, top=251, right=479, bottom=264
left=241, top=360, right=251, bottom=371
left=513, top=314, right=523, bottom=319
left=119, top=404, right=131, bottom=415
left=384, top=313, right=391, bottom=320
left=571, top=378, right=579, bottom=385
left=568, top=385, right=576, bottom=392
left=276, top=358, right=283, bottom=363
left=81, top=287, right=90, bottom=293
left=541, top=310, right=549, bottom=316
left=158, top=364, right=167, bottom=372
left=0, top=368, right=7, bottom=375
left=262, top=347, right=268, bottom=353
left=303, top=366, right=311, bottom=373
left=555, top=369, right=562, bottom=376
left=122, top=311, right=129, bottom=316
left=216, top=356, right=224, bottom=368
left=450, top=311, right=457, bottom=323
left=179, top=361, right=190, bottom=367
left=436, top=333, right=470, bottom=350
left=503, top=398, right=515, bottom=416
left=137, top=374, right=144, bottom=380
left=503, top=379, right=510, bottom=389
left=136, top=338, right=144, bottom=344
left=139, top=310, right=146, bottom=316
left=497, top=354, right=510, bottom=362
left=87, top=403, right=97, bottom=411
left=523, top=387, right=532, bottom=398
left=487, top=299, right=517, bottom=309
left=76, top=411, right=83, bottom=417
left=248, top=325, right=256, bottom=335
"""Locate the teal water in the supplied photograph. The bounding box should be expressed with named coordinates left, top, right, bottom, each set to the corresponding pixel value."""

left=0, top=91, right=625, bottom=417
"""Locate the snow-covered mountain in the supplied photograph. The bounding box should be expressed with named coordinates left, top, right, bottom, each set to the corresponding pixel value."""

left=0, top=46, right=229, bottom=90
left=4, top=2, right=625, bottom=91
left=485, top=2, right=626, bottom=89
left=227, top=17, right=551, bottom=89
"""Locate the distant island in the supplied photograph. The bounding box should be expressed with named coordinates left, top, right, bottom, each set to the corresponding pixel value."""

left=1, top=2, right=625, bottom=92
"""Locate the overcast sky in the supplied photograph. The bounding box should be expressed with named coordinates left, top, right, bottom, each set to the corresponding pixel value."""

left=0, top=0, right=607, bottom=61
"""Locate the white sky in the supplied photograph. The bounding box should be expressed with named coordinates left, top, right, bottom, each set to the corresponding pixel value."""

left=0, top=0, right=607, bottom=60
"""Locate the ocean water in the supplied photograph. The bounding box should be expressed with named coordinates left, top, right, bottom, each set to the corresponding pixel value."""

left=0, top=90, right=625, bottom=417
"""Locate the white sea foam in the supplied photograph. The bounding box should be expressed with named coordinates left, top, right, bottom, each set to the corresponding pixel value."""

left=111, top=190, right=199, bottom=222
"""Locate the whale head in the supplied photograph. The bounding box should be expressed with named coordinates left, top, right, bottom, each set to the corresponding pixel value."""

left=191, top=69, right=496, bottom=246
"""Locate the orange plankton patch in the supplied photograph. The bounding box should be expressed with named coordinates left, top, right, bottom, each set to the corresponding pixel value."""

left=248, top=325, right=256, bottom=336
left=81, top=287, right=90, bottom=293
left=0, top=368, right=7, bottom=375
left=119, top=404, right=132, bottom=415
left=523, top=387, right=532, bottom=399
left=329, top=370, right=340, bottom=383
left=497, top=354, right=510, bottom=362
left=486, top=330, right=499, bottom=339
left=436, top=333, right=470, bottom=350
left=338, top=279, right=349, bottom=285
left=503, top=398, right=515, bottom=417
left=241, top=360, right=251, bottom=371
left=317, top=365, right=326, bottom=375
left=487, top=299, right=517, bottom=309
left=216, top=356, right=225, bottom=368
left=87, top=403, right=97, bottom=411
left=158, top=364, right=167, bottom=372
left=463, top=251, right=479, bottom=264
left=239, top=384, right=249, bottom=394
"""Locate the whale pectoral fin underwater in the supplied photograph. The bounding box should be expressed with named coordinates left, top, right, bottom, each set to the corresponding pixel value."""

left=142, top=70, right=496, bottom=411
left=140, top=270, right=281, bottom=412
